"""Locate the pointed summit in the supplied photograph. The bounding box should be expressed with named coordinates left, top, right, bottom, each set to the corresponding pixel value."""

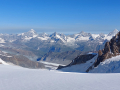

left=21, top=29, right=38, bottom=37
left=28, top=29, right=36, bottom=34
left=108, top=29, right=119, bottom=36
left=52, top=32, right=57, bottom=35
left=79, top=31, right=85, bottom=34
left=50, top=32, right=58, bottom=37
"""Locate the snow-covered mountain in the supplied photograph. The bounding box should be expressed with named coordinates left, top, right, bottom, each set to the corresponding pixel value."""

left=0, top=29, right=119, bottom=44
left=17, top=29, right=38, bottom=37
left=50, top=32, right=67, bottom=43
left=108, top=29, right=119, bottom=36
left=0, top=29, right=118, bottom=53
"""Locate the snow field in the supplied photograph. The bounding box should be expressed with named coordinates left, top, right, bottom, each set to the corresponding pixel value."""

left=90, top=55, right=120, bottom=73
left=0, top=65, right=120, bottom=90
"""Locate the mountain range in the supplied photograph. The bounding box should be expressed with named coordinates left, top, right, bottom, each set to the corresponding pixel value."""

left=0, top=29, right=118, bottom=44
left=0, top=29, right=119, bottom=67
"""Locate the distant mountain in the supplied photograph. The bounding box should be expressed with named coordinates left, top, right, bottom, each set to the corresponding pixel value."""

left=108, top=29, right=119, bottom=36
left=17, top=29, right=37, bottom=37
left=0, top=29, right=119, bottom=44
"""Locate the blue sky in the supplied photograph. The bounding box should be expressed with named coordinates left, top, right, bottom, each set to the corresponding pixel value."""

left=0, top=0, right=120, bottom=34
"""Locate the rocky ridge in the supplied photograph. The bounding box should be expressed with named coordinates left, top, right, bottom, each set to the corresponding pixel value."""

left=94, top=31, right=120, bottom=66
left=86, top=31, right=120, bottom=72
left=57, top=53, right=97, bottom=70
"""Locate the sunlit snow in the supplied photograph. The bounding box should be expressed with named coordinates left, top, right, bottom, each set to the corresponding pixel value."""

left=90, top=55, right=120, bottom=73
left=0, top=64, right=120, bottom=90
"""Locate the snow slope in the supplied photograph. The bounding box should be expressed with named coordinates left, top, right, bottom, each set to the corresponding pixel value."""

left=0, top=58, right=9, bottom=65
left=90, top=55, right=120, bottom=73
left=0, top=64, right=120, bottom=90
left=59, top=55, right=98, bottom=72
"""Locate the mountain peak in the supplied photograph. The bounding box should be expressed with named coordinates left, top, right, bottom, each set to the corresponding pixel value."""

left=53, top=32, right=57, bottom=35
left=50, top=32, right=58, bottom=37
left=79, top=31, right=85, bottom=34
left=113, top=29, right=119, bottom=32
left=108, top=29, right=119, bottom=36
left=29, top=29, right=36, bottom=33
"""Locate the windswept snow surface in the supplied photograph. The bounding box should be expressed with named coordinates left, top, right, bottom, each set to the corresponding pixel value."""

left=0, top=65, right=120, bottom=90
left=90, top=55, right=120, bottom=73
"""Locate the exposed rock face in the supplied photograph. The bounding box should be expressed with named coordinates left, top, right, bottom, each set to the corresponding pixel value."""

left=57, top=54, right=96, bottom=69
left=0, top=47, right=38, bottom=61
left=94, top=31, right=120, bottom=67
left=69, top=54, right=96, bottom=65
left=0, top=50, right=45, bottom=69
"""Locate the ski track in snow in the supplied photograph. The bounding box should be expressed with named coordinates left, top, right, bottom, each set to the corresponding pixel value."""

left=0, top=65, right=120, bottom=90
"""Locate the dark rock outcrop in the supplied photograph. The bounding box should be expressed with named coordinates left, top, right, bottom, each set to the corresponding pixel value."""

left=57, top=54, right=96, bottom=69
left=94, top=31, right=120, bottom=67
